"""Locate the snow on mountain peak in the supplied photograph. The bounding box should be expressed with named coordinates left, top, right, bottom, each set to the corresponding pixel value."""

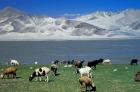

left=0, top=7, right=140, bottom=40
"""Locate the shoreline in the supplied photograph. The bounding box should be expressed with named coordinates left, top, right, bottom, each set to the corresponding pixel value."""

left=0, top=37, right=140, bottom=41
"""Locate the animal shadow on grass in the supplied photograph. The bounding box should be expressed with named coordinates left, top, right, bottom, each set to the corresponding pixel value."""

left=48, top=73, right=60, bottom=83
left=30, top=79, right=55, bottom=83
left=16, top=76, right=22, bottom=79
left=48, top=79, right=55, bottom=83
left=31, top=80, right=49, bottom=82
left=83, top=89, right=96, bottom=92
left=55, top=73, right=60, bottom=76
left=31, top=73, right=60, bottom=83
left=2, top=76, right=22, bottom=79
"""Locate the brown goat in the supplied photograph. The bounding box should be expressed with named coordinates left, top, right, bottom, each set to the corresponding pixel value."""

left=0, top=67, right=17, bottom=79
left=79, top=76, right=96, bottom=92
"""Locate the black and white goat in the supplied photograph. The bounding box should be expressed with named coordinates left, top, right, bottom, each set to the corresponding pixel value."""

left=29, top=67, right=50, bottom=82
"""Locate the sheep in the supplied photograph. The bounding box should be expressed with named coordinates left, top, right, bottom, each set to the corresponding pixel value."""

left=54, top=60, right=60, bottom=64
left=130, top=59, right=138, bottom=65
left=75, top=60, right=84, bottom=68
left=34, top=61, right=38, bottom=65
left=102, top=59, right=111, bottom=64
left=0, top=67, right=17, bottom=79
left=79, top=76, right=96, bottom=92
left=78, top=66, right=92, bottom=78
left=29, top=67, right=50, bottom=82
left=51, top=64, right=58, bottom=76
left=75, top=60, right=84, bottom=74
left=11, top=59, right=19, bottom=66
left=134, top=71, right=140, bottom=82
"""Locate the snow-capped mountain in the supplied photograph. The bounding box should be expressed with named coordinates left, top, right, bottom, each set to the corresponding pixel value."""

left=0, top=7, right=108, bottom=40
left=76, top=9, right=140, bottom=37
left=0, top=7, right=140, bottom=40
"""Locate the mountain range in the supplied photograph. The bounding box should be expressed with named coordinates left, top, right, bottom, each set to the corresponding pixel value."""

left=0, top=7, right=140, bottom=40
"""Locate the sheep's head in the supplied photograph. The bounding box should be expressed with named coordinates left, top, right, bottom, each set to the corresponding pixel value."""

left=91, top=86, right=96, bottom=91
left=0, top=74, right=4, bottom=78
left=29, top=71, right=36, bottom=81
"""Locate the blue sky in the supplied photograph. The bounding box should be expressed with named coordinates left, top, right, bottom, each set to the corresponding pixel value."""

left=0, top=0, right=140, bottom=17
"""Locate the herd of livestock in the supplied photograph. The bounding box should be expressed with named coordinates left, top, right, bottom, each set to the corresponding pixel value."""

left=0, top=58, right=139, bottom=92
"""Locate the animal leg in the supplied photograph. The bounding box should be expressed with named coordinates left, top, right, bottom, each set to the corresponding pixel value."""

left=85, top=85, right=88, bottom=91
left=13, top=73, right=16, bottom=78
left=47, top=75, right=49, bottom=82
left=80, top=84, right=85, bottom=92
left=79, top=81, right=85, bottom=92
left=94, top=65, right=96, bottom=70
left=39, top=77, right=42, bottom=81
left=45, top=75, right=49, bottom=82
left=91, top=82, right=96, bottom=91
left=7, top=74, right=9, bottom=78
left=35, top=77, right=38, bottom=81
left=89, top=72, right=92, bottom=78
left=54, top=69, right=57, bottom=76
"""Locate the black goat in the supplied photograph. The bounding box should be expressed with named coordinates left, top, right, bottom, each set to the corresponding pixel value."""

left=87, top=60, right=98, bottom=69
left=54, top=60, right=60, bottom=64
left=87, top=59, right=103, bottom=69
left=130, top=59, right=138, bottom=65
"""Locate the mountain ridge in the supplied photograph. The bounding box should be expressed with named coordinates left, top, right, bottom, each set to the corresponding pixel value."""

left=0, top=7, right=140, bottom=40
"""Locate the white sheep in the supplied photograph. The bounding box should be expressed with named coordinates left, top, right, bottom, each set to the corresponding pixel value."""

left=34, top=61, right=38, bottom=65
left=11, top=59, right=19, bottom=66
left=78, top=66, right=92, bottom=78
left=102, top=59, right=111, bottom=64
left=29, top=67, right=50, bottom=82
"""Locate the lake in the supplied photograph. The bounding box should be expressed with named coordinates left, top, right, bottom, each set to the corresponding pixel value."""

left=0, top=39, right=140, bottom=64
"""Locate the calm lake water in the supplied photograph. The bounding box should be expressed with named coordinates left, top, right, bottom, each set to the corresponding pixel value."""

left=0, top=39, right=140, bottom=64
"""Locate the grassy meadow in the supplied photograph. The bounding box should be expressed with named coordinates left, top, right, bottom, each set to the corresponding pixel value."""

left=0, top=64, right=140, bottom=92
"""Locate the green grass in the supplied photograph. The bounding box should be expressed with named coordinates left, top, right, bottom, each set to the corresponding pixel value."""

left=0, top=64, right=140, bottom=92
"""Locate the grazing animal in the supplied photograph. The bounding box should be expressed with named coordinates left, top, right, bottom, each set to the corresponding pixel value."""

left=75, top=60, right=84, bottom=74
left=75, top=60, right=84, bottom=68
left=34, top=61, right=38, bottom=65
left=97, top=58, right=104, bottom=64
left=61, top=60, right=67, bottom=64
left=51, top=64, right=58, bottom=76
left=87, top=60, right=98, bottom=70
left=102, top=59, right=111, bottom=64
left=67, top=61, right=71, bottom=65
left=71, top=60, right=75, bottom=65
left=11, top=59, right=19, bottom=66
left=79, top=76, right=96, bottom=92
left=54, top=60, right=60, bottom=64
left=78, top=66, right=92, bottom=78
left=130, top=59, right=138, bottom=65
left=0, top=67, right=17, bottom=79
left=29, top=67, right=50, bottom=82
left=134, top=71, right=140, bottom=82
